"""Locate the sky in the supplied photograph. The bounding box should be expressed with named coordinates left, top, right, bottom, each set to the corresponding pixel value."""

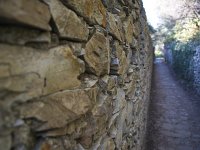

left=142, top=0, right=182, bottom=28
left=142, top=0, right=161, bottom=28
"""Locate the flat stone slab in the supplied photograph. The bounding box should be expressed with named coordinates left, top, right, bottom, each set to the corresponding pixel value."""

left=44, top=0, right=89, bottom=41
left=0, top=44, right=85, bottom=102
left=0, top=0, right=51, bottom=30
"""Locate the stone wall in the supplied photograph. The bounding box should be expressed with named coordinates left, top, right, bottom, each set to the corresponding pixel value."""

left=0, top=0, right=153, bottom=149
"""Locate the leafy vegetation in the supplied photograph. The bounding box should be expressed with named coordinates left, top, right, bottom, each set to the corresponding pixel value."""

left=149, top=0, right=200, bottom=91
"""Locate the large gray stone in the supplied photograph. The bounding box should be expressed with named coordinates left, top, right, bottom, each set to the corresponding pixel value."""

left=35, top=138, right=67, bottom=150
left=0, top=0, right=51, bottom=30
left=39, top=118, right=87, bottom=137
left=0, top=26, right=51, bottom=45
left=110, top=42, right=128, bottom=76
left=20, top=87, right=98, bottom=131
left=97, top=136, right=115, bottom=150
left=133, top=21, right=141, bottom=38
left=123, top=15, right=134, bottom=44
left=107, top=12, right=122, bottom=42
left=12, top=125, right=35, bottom=150
left=62, top=0, right=107, bottom=27
left=0, top=135, right=11, bottom=150
left=0, top=44, right=84, bottom=102
left=84, top=30, right=110, bottom=76
left=115, top=106, right=127, bottom=149
left=44, top=0, right=89, bottom=41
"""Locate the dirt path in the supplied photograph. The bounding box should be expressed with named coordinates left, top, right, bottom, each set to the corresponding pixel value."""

left=146, top=59, right=200, bottom=150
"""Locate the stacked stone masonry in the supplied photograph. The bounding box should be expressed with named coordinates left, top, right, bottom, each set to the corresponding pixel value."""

left=0, top=0, right=153, bottom=150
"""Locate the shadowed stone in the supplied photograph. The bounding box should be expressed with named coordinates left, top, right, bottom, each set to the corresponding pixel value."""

left=20, top=87, right=98, bottom=131
left=0, top=26, right=51, bottom=45
left=107, top=12, right=122, bottom=41
left=110, top=42, right=128, bottom=76
left=0, top=0, right=51, bottom=31
left=84, top=30, right=110, bottom=76
left=97, top=136, right=115, bottom=150
left=114, top=88, right=126, bottom=148
left=44, top=0, right=89, bottom=41
left=0, top=44, right=84, bottom=102
left=123, top=15, right=134, bottom=44
left=0, top=135, right=11, bottom=150
left=62, top=0, right=107, bottom=27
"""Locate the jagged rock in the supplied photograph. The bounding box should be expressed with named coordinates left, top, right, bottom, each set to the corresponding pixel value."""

left=40, top=118, right=87, bottom=137
left=69, top=94, right=113, bottom=149
left=109, top=124, right=118, bottom=138
left=110, top=42, right=128, bottom=76
left=125, top=101, right=134, bottom=127
left=134, top=0, right=141, bottom=12
left=0, top=107, right=14, bottom=136
left=84, top=30, right=110, bottom=76
left=133, top=21, right=141, bottom=38
left=122, top=140, right=129, bottom=150
left=102, top=0, right=123, bottom=14
left=35, top=138, right=67, bottom=150
left=99, top=75, right=111, bottom=91
left=79, top=136, right=93, bottom=148
left=124, top=75, right=138, bottom=100
left=123, top=15, right=134, bottom=44
left=113, top=88, right=126, bottom=114
left=116, top=106, right=127, bottom=149
left=98, top=137, right=115, bottom=150
left=0, top=64, right=10, bottom=78
left=65, top=141, right=84, bottom=150
left=0, top=0, right=51, bottom=31
left=107, top=12, right=122, bottom=41
left=0, top=26, right=51, bottom=45
left=62, top=0, right=107, bottom=27
left=0, top=44, right=84, bottom=102
left=44, top=0, right=89, bottom=41
left=0, top=135, right=11, bottom=150
left=89, top=135, right=104, bottom=149
left=62, top=42, right=85, bottom=56
left=12, top=125, right=35, bottom=150
left=107, top=76, right=118, bottom=91
left=92, top=93, right=113, bottom=126
left=80, top=74, right=98, bottom=88
left=99, top=75, right=117, bottom=92
left=132, top=10, right=138, bottom=20
left=110, top=58, right=120, bottom=73
left=0, top=0, right=154, bottom=149
left=20, top=87, right=98, bottom=131
left=116, top=43, right=128, bottom=76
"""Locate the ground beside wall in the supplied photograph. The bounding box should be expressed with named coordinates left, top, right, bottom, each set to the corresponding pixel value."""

left=0, top=0, right=153, bottom=149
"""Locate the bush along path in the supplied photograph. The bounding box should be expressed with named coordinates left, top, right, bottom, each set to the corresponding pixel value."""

left=146, top=59, right=200, bottom=150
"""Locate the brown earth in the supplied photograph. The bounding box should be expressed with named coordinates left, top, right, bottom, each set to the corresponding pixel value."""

left=146, top=59, right=200, bottom=150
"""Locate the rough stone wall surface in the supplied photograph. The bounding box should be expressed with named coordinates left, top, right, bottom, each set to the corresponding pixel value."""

left=0, top=0, right=153, bottom=150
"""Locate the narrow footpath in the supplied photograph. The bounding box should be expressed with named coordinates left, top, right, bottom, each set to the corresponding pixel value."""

left=146, top=59, right=200, bottom=150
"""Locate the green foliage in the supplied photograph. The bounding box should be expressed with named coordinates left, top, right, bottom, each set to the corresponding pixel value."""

left=170, top=41, right=195, bottom=82
left=148, top=0, right=200, bottom=89
left=154, top=49, right=164, bottom=58
left=151, top=8, right=200, bottom=86
left=163, top=17, right=200, bottom=84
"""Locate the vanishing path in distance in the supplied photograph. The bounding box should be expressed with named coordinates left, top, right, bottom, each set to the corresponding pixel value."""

left=146, top=59, right=200, bottom=150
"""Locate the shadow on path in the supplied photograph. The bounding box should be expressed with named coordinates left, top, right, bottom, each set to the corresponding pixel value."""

left=146, top=58, right=200, bottom=150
